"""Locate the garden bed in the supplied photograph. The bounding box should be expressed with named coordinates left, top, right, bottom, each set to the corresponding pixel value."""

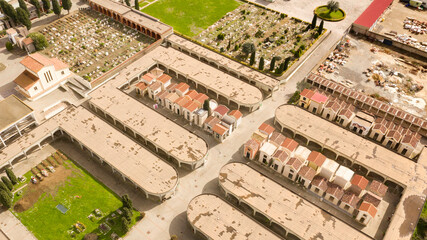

left=314, top=6, right=346, bottom=22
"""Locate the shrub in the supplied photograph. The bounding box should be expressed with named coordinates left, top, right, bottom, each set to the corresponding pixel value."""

left=216, top=33, right=225, bottom=41
left=28, top=32, right=48, bottom=50
left=255, top=30, right=264, bottom=38
left=296, top=35, right=302, bottom=42
left=280, top=13, right=286, bottom=19
left=6, top=168, right=18, bottom=185
left=1, top=177, right=13, bottom=191
left=121, top=217, right=130, bottom=233
left=122, top=194, right=133, bottom=209
left=5, top=41, right=13, bottom=51
left=171, top=235, right=178, bottom=240
left=287, top=91, right=301, bottom=104
left=122, top=207, right=133, bottom=222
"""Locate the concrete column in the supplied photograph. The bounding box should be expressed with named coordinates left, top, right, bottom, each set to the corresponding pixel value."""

left=0, top=135, right=6, bottom=147
left=38, top=143, right=41, bottom=150
left=15, top=123, right=22, bottom=136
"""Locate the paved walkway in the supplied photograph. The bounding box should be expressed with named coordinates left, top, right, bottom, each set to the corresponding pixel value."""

left=0, top=211, right=36, bottom=240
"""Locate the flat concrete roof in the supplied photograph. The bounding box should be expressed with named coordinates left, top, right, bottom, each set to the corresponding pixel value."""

left=0, top=107, right=178, bottom=196
left=0, top=95, right=33, bottom=132
left=187, top=194, right=281, bottom=240
left=219, top=163, right=371, bottom=240
left=89, top=0, right=130, bottom=15
left=123, top=10, right=171, bottom=34
left=167, top=35, right=279, bottom=90
left=151, top=47, right=263, bottom=107
left=89, top=66, right=208, bottom=164
left=275, top=105, right=427, bottom=240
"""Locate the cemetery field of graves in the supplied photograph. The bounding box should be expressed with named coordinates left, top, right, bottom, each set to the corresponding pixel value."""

left=11, top=158, right=140, bottom=240
left=195, top=4, right=323, bottom=72
left=40, top=10, right=155, bottom=82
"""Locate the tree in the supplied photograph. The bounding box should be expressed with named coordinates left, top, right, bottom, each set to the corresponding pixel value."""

left=287, top=90, right=301, bottom=104
left=269, top=57, right=276, bottom=71
left=6, top=168, right=18, bottom=185
left=51, top=0, right=61, bottom=18
left=42, top=0, right=50, bottom=11
left=18, top=0, right=29, bottom=17
left=249, top=51, right=255, bottom=66
left=203, top=99, right=210, bottom=112
left=134, top=0, right=139, bottom=10
left=296, top=80, right=312, bottom=91
left=0, top=1, right=18, bottom=23
left=311, top=14, right=317, bottom=29
left=0, top=189, right=12, bottom=208
left=121, top=217, right=130, bottom=233
left=241, top=42, right=255, bottom=57
left=258, top=57, right=264, bottom=70
left=62, top=0, right=72, bottom=14
left=30, top=0, right=41, bottom=17
left=227, top=40, right=231, bottom=51
left=123, top=207, right=133, bottom=222
left=5, top=41, right=13, bottom=51
left=318, top=20, right=324, bottom=35
left=16, top=7, right=31, bottom=30
left=326, top=0, right=340, bottom=13
left=0, top=181, right=12, bottom=198
left=284, top=57, right=291, bottom=71
left=1, top=177, right=12, bottom=191
left=275, top=62, right=285, bottom=75
left=121, top=194, right=133, bottom=209
left=125, top=0, right=130, bottom=6
left=28, top=32, right=48, bottom=50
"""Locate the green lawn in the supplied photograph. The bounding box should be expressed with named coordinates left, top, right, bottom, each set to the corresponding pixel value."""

left=12, top=159, right=140, bottom=240
left=142, top=0, right=241, bottom=36
left=315, top=6, right=345, bottom=21
left=413, top=203, right=427, bottom=240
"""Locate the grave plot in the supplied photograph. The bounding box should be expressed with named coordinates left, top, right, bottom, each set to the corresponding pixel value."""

left=195, top=4, right=323, bottom=74
left=40, top=10, right=155, bottom=82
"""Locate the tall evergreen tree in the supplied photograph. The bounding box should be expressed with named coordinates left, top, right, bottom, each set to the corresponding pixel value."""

left=121, top=194, right=133, bottom=209
left=258, top=57, right=264, bottom=70
left=134, top=0, right=139, bottom=10
left=6, top=168, right=18, bottom=185
left=0, top=189, right=12, bottom=208
left=30, top=0, right=41, bottom=17
left=318, top=20, right=324, bottom=35
left=125, top=0, right=130, bottom=6
left=0, top=182, right=12, bottom=198
left=51, top=0, right=61, bottom=18
left=249, top=51, right=255, bottom=66
left=1, top=176, right=12, bottom=191
left=1, top=1, right=18, bottom=23
left=42, top=0, right=50, bottom=12
left=16, top=7, right=31, bottom=30
left=311, top=14, right=317, bottom=29
left=62, top=0, right=72, bottom=14
left=18, top=0, right=29, bottom=16
left=284, top=57, right=291, bottom=70
left=269, top=57, right=276, bottom=72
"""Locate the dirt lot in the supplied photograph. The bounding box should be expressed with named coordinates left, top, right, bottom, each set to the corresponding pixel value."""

left=14, top=164, right=75, bottom=212
left=373, top=0, right=427, bottom=43
left=316, top=34, right=427, bottom=117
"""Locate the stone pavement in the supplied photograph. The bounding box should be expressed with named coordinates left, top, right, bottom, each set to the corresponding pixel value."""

left=0, top=211, right=36, bottom=240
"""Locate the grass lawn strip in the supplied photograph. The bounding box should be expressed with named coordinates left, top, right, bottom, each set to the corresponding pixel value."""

left=314, top=6, right=345, bottom=21
left=142, top=0, right=241, bottom=36
left=12, top=157, right=140, bottom=240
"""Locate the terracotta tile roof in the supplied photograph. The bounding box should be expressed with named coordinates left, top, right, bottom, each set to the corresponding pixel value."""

left=311, top=92, right=328, bottom=103
left=269, top=132, right=286, bottom=146
left=401, top=133, right=420, bottom=148
left=175, top=82, right=190, bottom=93
left=341, top=190, right=360, bottom=208
left=386, top=130, right=402, bottom=142
left=156, top=90, right=169, bottom=100
left=286, top=157, right=303, bottom=170
left=165, top=92, right=179, bottom=102
left=281, top=138, right=299, bottom=152
left=244, top=139, right=260, bottom=150
left=174, top=95, right=192, bottom=107
left=142, top=73, right=155, bottom=83
left=166, top=83, right=178, bottom=92
left=193, top=93, right=209, bottom=106
left=307, top=151, right=326, bottom=167
left=185, top=90, right=199, bottom=99
left=258, top=123, right=275, bottom=136
left=338, top=107, right=354, bottom=120
left=368, top=180, right=388, bottom=198
left=50, top=58, right=68, bottom=70
left=228, top=110, right=242, bottom=120
left=14, top=70, right=39, bottom=90
left=326, top=182, right=344, bottom=199
left=204, top=116, right=221, bottom=126
left=300, top=89, right=315, bottom=98
left=359, top=201, right=378, bottom=218
left=251, top=130, right=268, bottom=144
left=157, top=74, right=172, bottom=84
left=351, top=174, right=369, bottom=191
left=372, top=123, right=387, bottom=134
left=149, top=81, right=162, bottom=91
left=183, top=100, right=199, bottom=112
left=214, top=105, right=230, bottom=117
left=20, top=53, right=58, bottom=73
left=135, top=82, right=148, bottom=91
left=311, top=176, right=328, bottom=192
left=213, top=123, right=228, bottom=135
left=22, top=38, right=33, bottom=45
left=298, top=166, right=316, bottom=181
left=273, top=150, right=289, bottom=163
left=363, top=192, right=381, bottom=207
left=325, top=99, right=342, bottom=112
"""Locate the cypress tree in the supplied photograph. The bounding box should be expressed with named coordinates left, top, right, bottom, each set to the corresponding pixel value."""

left=121, top=194, right=133, bottom=209
left=258, top=57, right=264, bottom=70
left=30, top=0, right=41, bottom=17
left=134, top=0, right=139, bottom=10
left=1, top=177, right=12, bottom=191
left=249, top=51, right=255, bottom=66
left=125, top=0, right=130, bottom=6
left=16, top=7, right=32, bottom=30
left=269, top=57, right=276, bottom=72
left=227, top=40, right=231, bottom=51
left=6, top=168, right=18, bottom=185
left=123, top=207, right=133, bottom=222
left=284, top=57, right=291, bottom=71
left=318, top=20, right=324, bottom=35
left=3, top=1, right=18, bottom=23
left=0, top=189, right=12, bottom=208
left=121, top=217, right=130, bottom=232
left=18, top=0, right=29, bottom=16
left=0, top=182, right=12, bottom=198
left=42, top=0, right=50, bottom=11
left=51, top=0, right=61, bottom=18
left=311, top=14, right=317, bottom=29
left=62, top=0, right=72, bottom=14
